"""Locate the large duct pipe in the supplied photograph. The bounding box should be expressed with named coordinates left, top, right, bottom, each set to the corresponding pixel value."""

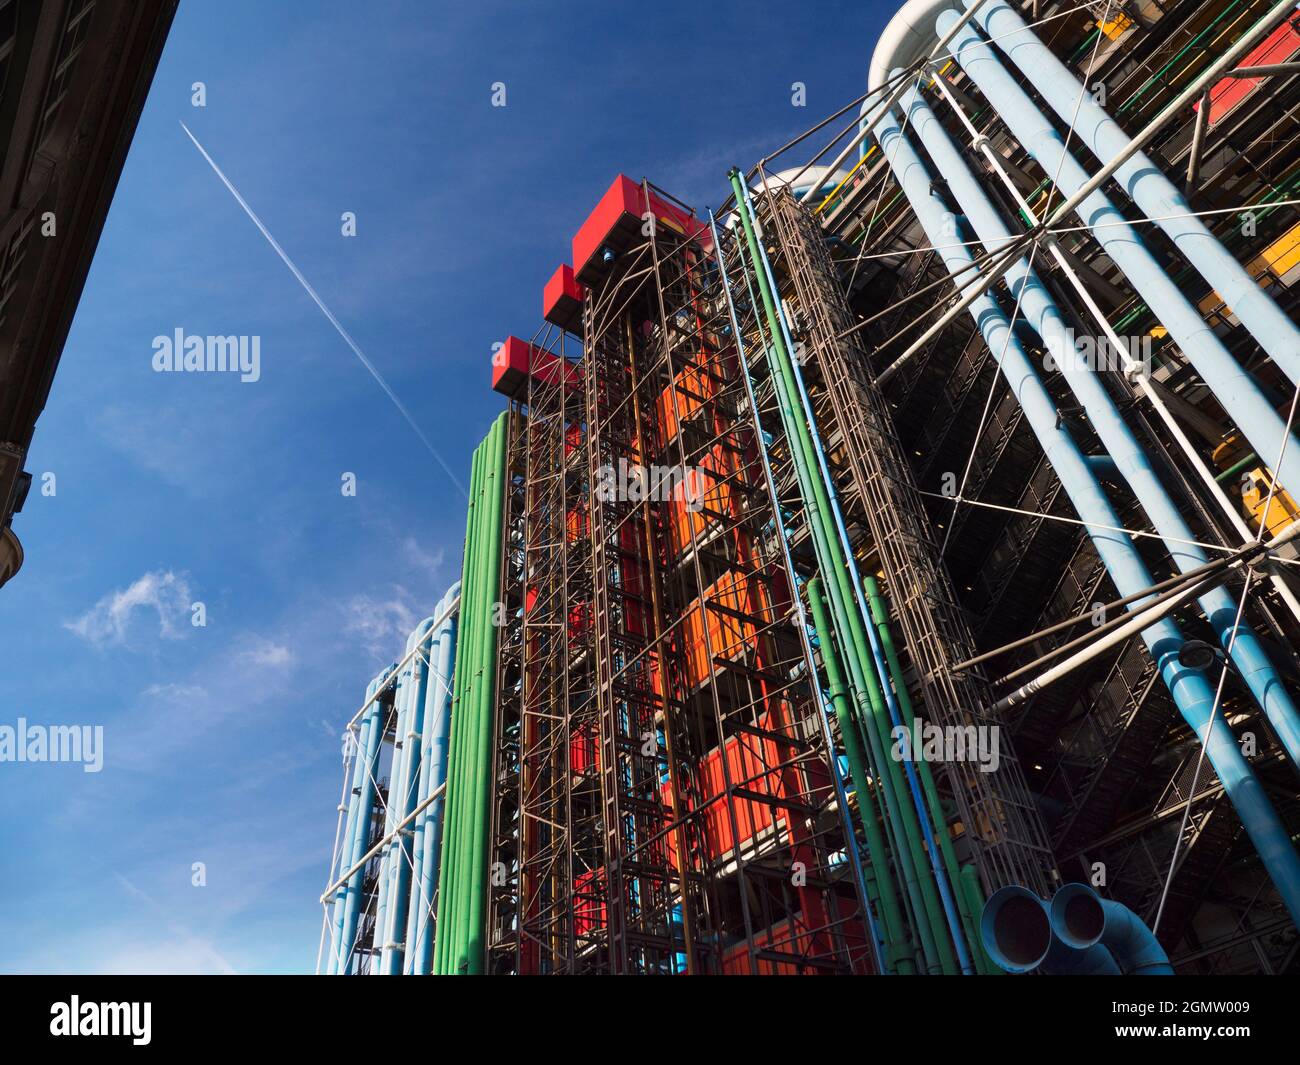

left=1051, top=883, right=1174, bottom=975
left=872, top=102, right=1300, bottom=927
left=898, top=81, right=1300, bottom=770
left=404, top=582, right=459, bottom=975
left=376, top=616, right=436, bottom=974
left=330, top=668, right=390, bottom=974
left=968, top=0, right=1300, bottom=387
left=936, top=9, right=1300, bottom=503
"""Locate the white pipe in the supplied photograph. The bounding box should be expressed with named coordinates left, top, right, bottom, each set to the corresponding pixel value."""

left=876, top=0, right=1300, bottom=376
left=927, top=72, right=1300, bottom=630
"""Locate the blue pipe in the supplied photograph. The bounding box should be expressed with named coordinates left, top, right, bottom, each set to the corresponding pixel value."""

left=937, top=9, right=1300, bottom=503
left=377, top=616, right=436, bottom=974
left=333, top=667, right=391, bottom=974
left=327, top=692, right=373, bottom=974
left=709, top=208, right=887, bottom=974
left=1051, top=883, right=1174, bottom=975
left=900, top=82, right=1300, bottom=771
left=405, top=582, right=459, bottom=975
left=874, top=102, right=1300, bottom=927
left=738, top=180, right=974, bottom=974
left=969, top=0, right=1300, bottom=388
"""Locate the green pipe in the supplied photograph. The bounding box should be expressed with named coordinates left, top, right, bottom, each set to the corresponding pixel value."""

left=452, top=417, right=502, bottom=974
left=731, top=175, right=948, bottom=973
left=464, top=413, right=507, bottom=973
left=435, top=438, right=485, bottom=973
left=447, top=435, right=486, bottom=973
left=808, top=578, right=914, bottom=973
left=959, top=864, right=999, bottom=975
left=1217, top=451, right=1258, bottom=483
left=866, top=575, right=987, bottom=974
left=729, top=170, right=956, bottom=973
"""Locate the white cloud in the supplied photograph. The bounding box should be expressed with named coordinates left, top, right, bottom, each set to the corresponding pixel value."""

left=238, top=640, right=292, bottom=667
left=343, top=585, right=419, bottom=657
left=65, top=570, right=193, bottom=648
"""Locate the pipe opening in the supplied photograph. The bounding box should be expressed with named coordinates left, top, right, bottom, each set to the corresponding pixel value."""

left=993, top=894, right=1050, bottom=967
left=1063, top=894, right=1104, bottom=944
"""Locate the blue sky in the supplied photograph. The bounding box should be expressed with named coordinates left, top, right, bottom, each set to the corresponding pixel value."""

left=0, top=0, right=888, bottom=974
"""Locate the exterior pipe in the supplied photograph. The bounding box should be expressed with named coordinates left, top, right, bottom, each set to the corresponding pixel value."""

left=900, top=82, right=1300, bottom=770
left=435, top=440, right=486, bottom=974
left=731, top=170, right=952, bottom=974
left=1051, top=883, right=1174, bottom=975
left=882, top=0, right=1300, bottom=382
left=378, top=616, right=436, bottom=974
left=732, top=182, right=941, bottom=974
left=442, top=431, right=488, bottom=974
left=332, top=669, right=389, bottom=974
left=326, top=699, right=371, bottom=974
left=865, top=574, right=987, bottom=972
left=937, top=9, right=1300, bottom=503
left=970, top=0, right=1300, bottom=387
left=873, top=103, right=1300, bottom=928
left=923, top=71, right=1300, bottom=632
left=406, top=583, right=459, bottom=974
left=740, top=174, right=973, bottom=974
left=710, top=208, right=887, bottom=974
left=808, top=577, right=913, bottom=973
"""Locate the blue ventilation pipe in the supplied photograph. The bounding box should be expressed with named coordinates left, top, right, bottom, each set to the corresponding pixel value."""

left=404, top=583, right=459, bottom=975
left=326, top=703, right=371, bottom=974
left=937, top=9, right=1300, bottom=503
left=969, top=0, right=1300, bottom=388
left=330, top=667, right=391, bottom=974
left=1050, top=883, right=1174, bottom=975
left=899, top=81, right=1300, bottom=771
left=873, top=102, right=1300, bottom=927
left=983, top=883, right=1167, bottom=974
left=376, top=617, right=436, bottom=974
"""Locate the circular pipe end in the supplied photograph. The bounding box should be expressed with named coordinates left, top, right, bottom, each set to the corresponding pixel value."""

left=1050, top=882, right=1107, bottom=949
left=981, top=885, right=1051, bottom=973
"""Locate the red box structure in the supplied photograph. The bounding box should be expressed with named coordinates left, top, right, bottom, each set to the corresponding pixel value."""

left=543, top=263, right=585, bottom=334
left=572, top=174, right=713, bottom=287
left=1202, top=15, right=1300, bottom=126
left=491, top=335, right=581, bottom=400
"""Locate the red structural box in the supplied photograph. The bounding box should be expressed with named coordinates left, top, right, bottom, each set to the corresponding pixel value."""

left=543, top=263, right=585, bottom=334
left=572, top=174, right=713, bottom=287
left=1201, top=10, right=1300, bottom=127
left=491, top=335, right=581, bottom=399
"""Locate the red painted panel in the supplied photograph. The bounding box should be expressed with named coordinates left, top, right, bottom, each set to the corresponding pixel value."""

left=543, top=263, right=585, bottom=334
left=1201, top=13, right=1300, bottom=127
left=491, top=335, right=581, bottom=399
left=572, top=174, right=713, bottom=285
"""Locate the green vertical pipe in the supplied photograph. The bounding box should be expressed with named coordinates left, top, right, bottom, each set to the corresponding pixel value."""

left=436, top=435, right=487, bottom=973
left=434, top=441, right=480, bottom=972
left=808, top=578, right=914, bottom=974
left=864, top=575, right=986, bottom=972
left=729, top=170, right=955, bottom=973
left=960, top=864, right=998, bottom=975
left=731, top=187, right=944, bottom=972
left=464, top=413, right=507, bottom=973
left=453, top=421, right=498, bottom=972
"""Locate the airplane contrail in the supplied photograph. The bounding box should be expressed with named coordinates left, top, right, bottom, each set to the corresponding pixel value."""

left=181, top=122, right=466, bottom=497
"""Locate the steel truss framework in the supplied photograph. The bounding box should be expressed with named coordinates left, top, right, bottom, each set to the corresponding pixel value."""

left=486, top=187, right=869, bottom=974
